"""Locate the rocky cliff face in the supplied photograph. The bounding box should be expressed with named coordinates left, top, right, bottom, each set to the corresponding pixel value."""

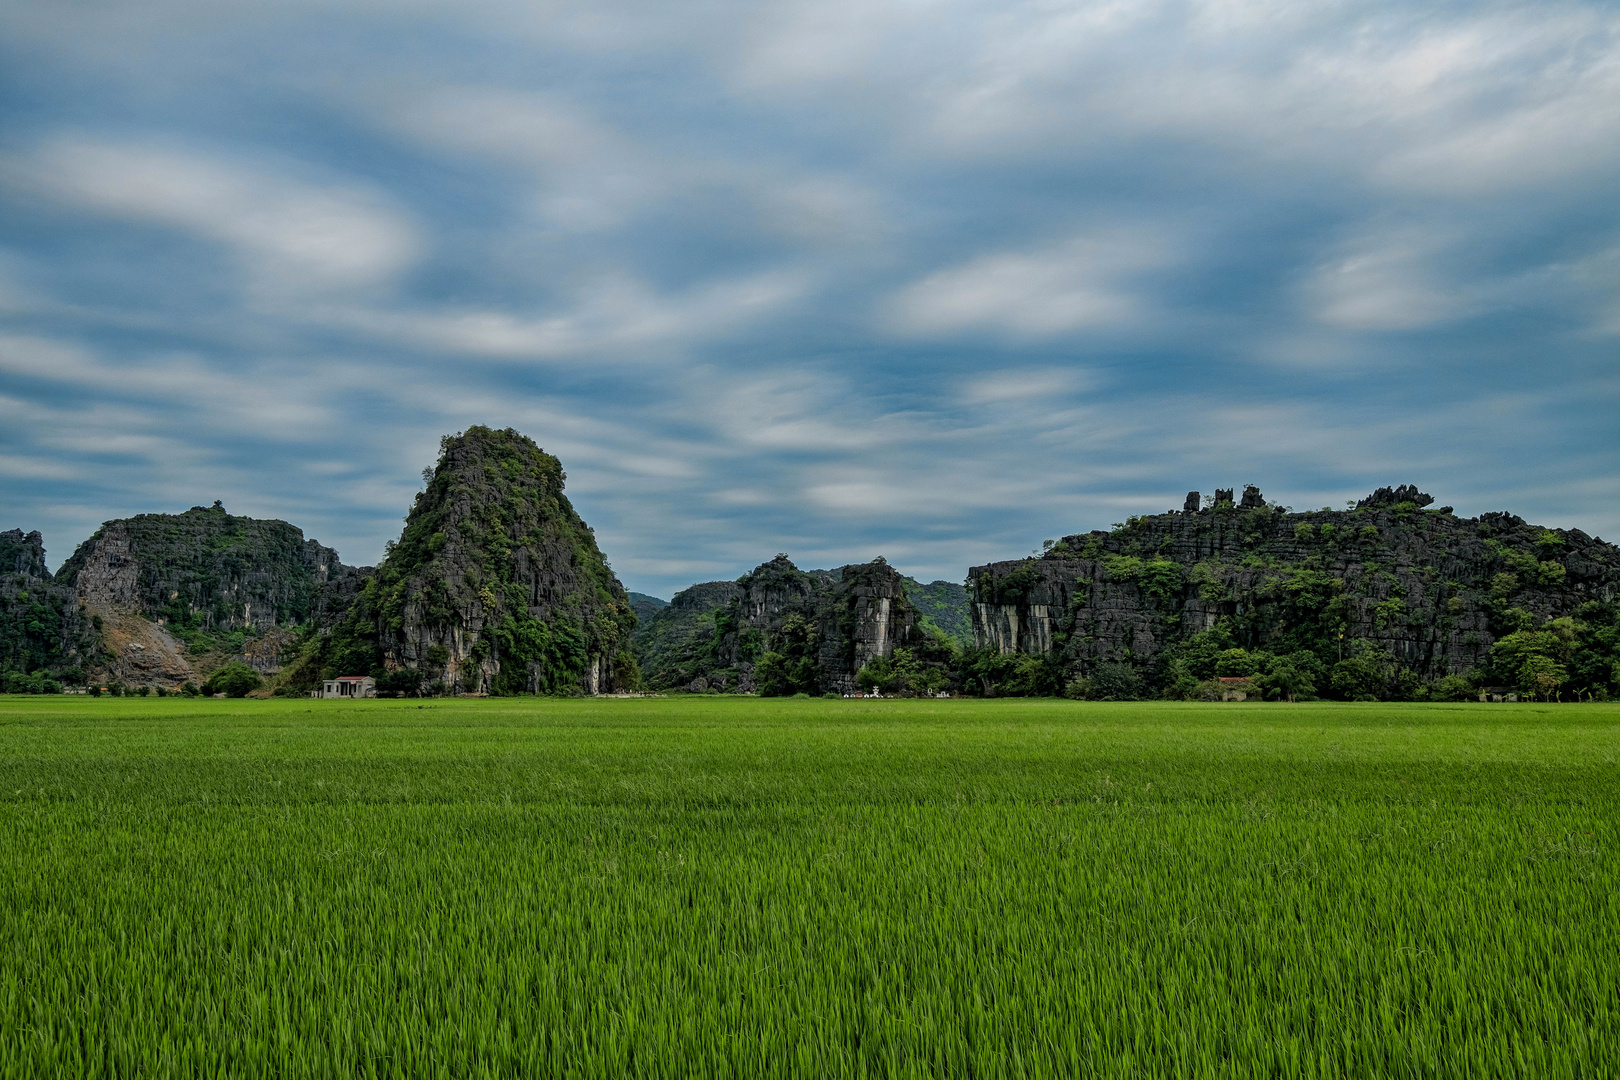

left=632, top=580, right=744, bottom=690
left=55, top=504, right=350, bottom=631
left=634, top=555, right=927, bottom=693
left=969, top=486, right=1620, bottom=686
left=0, top=529, right=101, bottom=682
left=344, top=426, right=635, bottom=695
left=44, top=505, right=357, bottom=688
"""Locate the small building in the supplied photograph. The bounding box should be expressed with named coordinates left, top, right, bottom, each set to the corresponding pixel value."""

left=1478, top=686, right=1519, bottom=703
left=1217, top=676, right=1253, bottom=702
left=316, top=675, right=375, bottom=699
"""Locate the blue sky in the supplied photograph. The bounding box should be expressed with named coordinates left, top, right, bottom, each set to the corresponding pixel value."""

left=2, top=0, right=1618, bottom=597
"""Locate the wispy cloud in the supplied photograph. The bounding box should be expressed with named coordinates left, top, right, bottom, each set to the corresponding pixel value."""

left=0, top=0, right=1616, bottom=590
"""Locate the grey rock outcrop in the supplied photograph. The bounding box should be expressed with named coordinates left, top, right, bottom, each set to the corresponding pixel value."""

left=0, top=528, right=101, bottom=680
left=635, top=555, right=927, bottom=693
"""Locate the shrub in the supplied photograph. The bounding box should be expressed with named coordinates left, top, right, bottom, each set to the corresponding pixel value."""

left=202, top=663, right=263, bottom=699
left=1433, top=673, right=1476, bottom=701
left=1088, top=662, right=1140, bottom=701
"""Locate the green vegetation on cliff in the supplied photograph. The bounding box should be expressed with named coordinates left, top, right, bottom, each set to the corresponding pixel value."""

left=969, top=486, right=1620, bottom=702
left=0, top=529, right=100, bottom=689
left=54, top=503, right=348, bottom=651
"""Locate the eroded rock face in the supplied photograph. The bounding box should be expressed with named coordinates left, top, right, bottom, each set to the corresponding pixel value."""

left=0, top=529, right=101, bottom=680
left=55, top=505, right=351, bottom=632
left=970, top=489, right=1620, bottom=681
left=636, top=556, right=924, bottom=693
left=1, top=530, right=50, bottom=580
left=359, top=426, right=635, bottom=695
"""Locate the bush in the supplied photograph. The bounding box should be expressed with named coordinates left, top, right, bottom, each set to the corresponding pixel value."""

left=1433, top=673, right=1476, bottom=701
left=202, top=663, right=263, bottom=698
left=1088, top=662, right=1140, bottom=701
left=375, top=668, right=423, bottom=696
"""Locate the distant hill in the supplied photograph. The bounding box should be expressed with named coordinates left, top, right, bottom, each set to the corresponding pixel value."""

left=34, top=506, right=356, bottom=688
left=628, top=592, right=667, bottom=627
left=902, top=577, right=971, bottom=646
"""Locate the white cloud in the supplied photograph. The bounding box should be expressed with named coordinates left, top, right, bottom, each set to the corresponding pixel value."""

left=1303, top=227, right=1469, bottom=332
left=336, top=269, right=804, bottom=360
left=958, top=367, right=1090, bottom=404
left=382, top=87, right=666, bottom=230
left=888, top=230, right=1170, bottom=338
left=9, top=139, right=421, bottom=293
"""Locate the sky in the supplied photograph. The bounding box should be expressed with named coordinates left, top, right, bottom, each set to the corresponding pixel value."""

left=2, top=0, right=1618, bottom=598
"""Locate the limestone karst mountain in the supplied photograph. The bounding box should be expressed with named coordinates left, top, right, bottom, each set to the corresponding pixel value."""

left=301, top=426, right=637, bottom=695
left=45, top=504, right=360, bottom=687
left=967, top=485, right=1620, bottom=697
left=6, top=471, right=1619, bottom=700
left=0, top=509, right=359, bottom=689
left=631, top=554, right=958, bottom=693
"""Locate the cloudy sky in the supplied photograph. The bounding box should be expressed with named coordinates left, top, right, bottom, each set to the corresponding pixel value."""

left=2, top=0, right=1618, bottom=596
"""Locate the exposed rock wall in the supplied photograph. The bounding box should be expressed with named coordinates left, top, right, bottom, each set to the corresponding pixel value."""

left=635, top=555, right=925, bottom=693
left=0, top=529, right=101, bottom=679
left=969, top=487, right=1620, bottom=682
left=55, top=504, right=350, bottom=631
left=43, top=505, right=357, bottom=687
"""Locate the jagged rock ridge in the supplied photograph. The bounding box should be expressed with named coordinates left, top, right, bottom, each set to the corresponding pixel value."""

left=633, top=555, right=947, bottom=693
left=969, top=486, right=1620, bottom=688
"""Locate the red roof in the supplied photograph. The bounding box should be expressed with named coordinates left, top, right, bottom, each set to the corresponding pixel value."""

left=334, top=675, right=371, bottom=682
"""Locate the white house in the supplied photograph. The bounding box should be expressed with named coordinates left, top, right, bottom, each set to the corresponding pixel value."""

left=316, top=675, right=375, bottom=699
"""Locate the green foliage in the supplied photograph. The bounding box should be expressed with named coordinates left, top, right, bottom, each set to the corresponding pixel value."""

left=1251, top=657, right=1317, bottom=703
left=1214, top=649, right=1258, bottom=678
left=900, top=578, right=972, bottom=647
left=1085, top=661, right=1140, bottom=700
left=0, top=669, right=63, bottom=694
left=490, top=612, right=587, bottom=695
left=957, top=646, right=1055, bottom=697
left=201, top=663, right=263, bottom=698
left=1373, top=597, right=1407, bottom=630
left=755, top=613, right=821, bottom=696
left=975, top=564, right=1040, bottom=605
left=1293, top=522, right=1317, bottom=541
left=612, top=651, right=641, bottom=691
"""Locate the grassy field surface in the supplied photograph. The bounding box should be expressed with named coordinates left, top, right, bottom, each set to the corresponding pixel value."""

left=0, top=696, right=1615, bottom=1078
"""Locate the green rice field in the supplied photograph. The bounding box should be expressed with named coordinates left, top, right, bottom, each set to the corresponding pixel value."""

left=0, top=695, right=1616, bottom=1078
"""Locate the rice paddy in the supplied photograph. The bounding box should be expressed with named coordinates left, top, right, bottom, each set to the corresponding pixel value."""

left=0, top=695, right=1615, bottom=1078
